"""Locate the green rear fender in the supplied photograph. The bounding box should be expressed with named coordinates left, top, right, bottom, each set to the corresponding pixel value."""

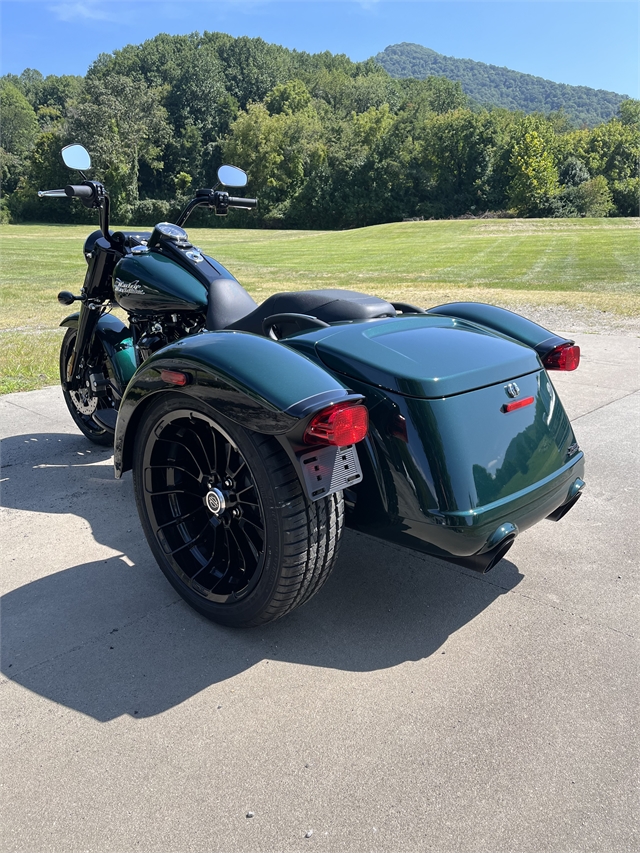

left=113, top=330, right=357, bottom=478
left=426, top=302, right=573, bottom=358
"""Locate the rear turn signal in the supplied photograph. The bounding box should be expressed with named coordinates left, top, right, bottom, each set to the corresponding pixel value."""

left=304, top=403, right=369, bottom=446
left=543, top=344, right=580, bottom=371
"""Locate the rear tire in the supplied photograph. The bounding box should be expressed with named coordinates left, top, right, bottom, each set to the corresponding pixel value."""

left=59, top=328, right=114, bottom=446
left=133, top=393, right=343, bottom=627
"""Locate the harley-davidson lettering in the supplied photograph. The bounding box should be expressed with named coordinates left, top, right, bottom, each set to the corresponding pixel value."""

left=114, top=278, right=145, bottom=295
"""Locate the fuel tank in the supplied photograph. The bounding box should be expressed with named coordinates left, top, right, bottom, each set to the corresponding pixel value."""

left=112, top=251, right=208, bottom=314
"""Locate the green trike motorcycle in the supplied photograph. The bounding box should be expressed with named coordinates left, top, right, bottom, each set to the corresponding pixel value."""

left=39, top=143, right=585, bottom=627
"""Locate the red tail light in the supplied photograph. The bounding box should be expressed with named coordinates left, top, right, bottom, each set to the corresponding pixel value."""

left=543, top=344, right=580, bottom=371
left=304, top=403, right=369, bottom=446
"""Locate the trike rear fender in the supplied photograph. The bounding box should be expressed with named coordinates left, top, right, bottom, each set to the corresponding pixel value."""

left=113, top=330, right=358, bottom=478
left=60, top=311, right=137, bottom=391
left=426, top=302, right=573, bottom=360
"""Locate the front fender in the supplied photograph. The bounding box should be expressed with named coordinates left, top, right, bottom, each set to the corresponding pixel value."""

left=114, top=330, right=356, bottom=478
left=60, top=311, right=137, bottom=391
left=426, top=302, right=573, bottom=359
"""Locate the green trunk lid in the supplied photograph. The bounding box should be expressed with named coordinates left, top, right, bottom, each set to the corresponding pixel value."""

left=314, top=315, right=540, bottom=398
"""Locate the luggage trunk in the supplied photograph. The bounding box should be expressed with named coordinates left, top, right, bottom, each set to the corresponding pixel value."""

left=288, top=315, right=585, bottom=570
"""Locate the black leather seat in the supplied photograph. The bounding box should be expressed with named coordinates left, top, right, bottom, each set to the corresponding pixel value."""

left=225, top=289, right=396, bottom=335
left=206, top=277, right=258, bottom=331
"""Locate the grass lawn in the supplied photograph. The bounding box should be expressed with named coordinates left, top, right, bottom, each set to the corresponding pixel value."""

left=1, top=217, right=638, bottom=394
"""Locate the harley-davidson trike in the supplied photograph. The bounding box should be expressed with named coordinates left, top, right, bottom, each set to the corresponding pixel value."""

left=39, top=143, right=585, bottom=627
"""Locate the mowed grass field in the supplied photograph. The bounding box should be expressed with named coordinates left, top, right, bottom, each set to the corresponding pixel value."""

left=1, top=217, right=638, bottom=394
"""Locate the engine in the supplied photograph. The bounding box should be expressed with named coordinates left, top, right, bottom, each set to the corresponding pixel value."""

left=130, top=313, right=205, bottom=362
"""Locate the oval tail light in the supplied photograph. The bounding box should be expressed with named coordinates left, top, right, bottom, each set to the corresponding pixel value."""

left=543, top=344, right=580, bottom=371
left=304, top=402, right=369, bottom=446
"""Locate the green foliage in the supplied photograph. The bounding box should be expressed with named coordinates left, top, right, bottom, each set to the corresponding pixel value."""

left=573, top=175, right=614, bottom=217
left=611, top=178, right=639, bottom=216
left=618, top=99, right=640, bottom=128
left=375, top=42, right=628, bottom=128
left=0, top=197, right=11, bottom=223
left=265, top=80, right=312, bottom=115
left=414, top=109, right=498, bottom=217
left=507, top=117, right=559, bottom=216
left=224, top=98, right=326, bottom=224
left=2, top=32, right=638, bottom=228
left=0, top=82, right=39, bottom=155
left=559, top=156, right=590, bottom=187
left=66, top=73, right=171, bottom=213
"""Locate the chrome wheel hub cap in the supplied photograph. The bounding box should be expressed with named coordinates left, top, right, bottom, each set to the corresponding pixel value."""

left=205, top=487, right=226, bottom=516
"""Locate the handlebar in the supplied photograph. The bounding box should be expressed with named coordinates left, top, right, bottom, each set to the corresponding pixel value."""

left=38, top=189, right=67, bottom=198
left=65, top=184, right=95, bottom=199
left=227, top=196, right=257, bottom=209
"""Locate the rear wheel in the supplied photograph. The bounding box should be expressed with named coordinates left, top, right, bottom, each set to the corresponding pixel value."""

left=59, top=328, right=115, bottom=446
left=133, top=394, right=343, bottom=627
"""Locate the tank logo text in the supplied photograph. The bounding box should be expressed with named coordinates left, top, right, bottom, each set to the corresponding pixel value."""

left=114, top=278, right=145, bottom=295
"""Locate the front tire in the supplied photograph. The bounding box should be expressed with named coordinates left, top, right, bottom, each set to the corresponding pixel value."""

left=133, top=394, right=343, bottom=627
left=59, top=328, right=114, bottom=446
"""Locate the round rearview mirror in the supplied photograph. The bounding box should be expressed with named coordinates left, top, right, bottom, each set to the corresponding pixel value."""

left=217, top=165, right=247, bottom=188
left=61, top=144, right=91, bottom=171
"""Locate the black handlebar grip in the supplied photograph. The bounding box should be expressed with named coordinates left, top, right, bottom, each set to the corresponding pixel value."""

left=227, top=196, right=257, bottom=209
left=65, top=184, right=94, bottom=199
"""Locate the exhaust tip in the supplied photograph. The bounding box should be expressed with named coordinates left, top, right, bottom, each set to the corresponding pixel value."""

left=483, top=535, right=515, bottom=572
left=445, top=533, right=516, bottom=573
left=546, top=491, right=582, bottom=522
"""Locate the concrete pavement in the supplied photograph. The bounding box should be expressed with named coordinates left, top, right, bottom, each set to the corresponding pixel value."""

left=1, top=332, right=638, bottom=852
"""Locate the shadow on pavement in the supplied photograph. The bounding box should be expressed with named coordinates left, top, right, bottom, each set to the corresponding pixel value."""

left=1, top=432, right=523, bottom=721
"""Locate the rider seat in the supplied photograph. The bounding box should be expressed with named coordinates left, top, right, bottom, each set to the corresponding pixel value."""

left=218, top=288, right=396, bottom=336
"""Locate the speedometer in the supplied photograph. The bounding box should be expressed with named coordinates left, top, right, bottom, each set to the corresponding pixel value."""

left=156, top=222, right=188, bottom=241
left=148, top=222, right=190, bottom=248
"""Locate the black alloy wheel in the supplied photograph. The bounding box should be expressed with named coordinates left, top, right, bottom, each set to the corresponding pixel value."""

left=59, top=328, right=115, bottom=446
left=133, top=394, right=343, bottom=627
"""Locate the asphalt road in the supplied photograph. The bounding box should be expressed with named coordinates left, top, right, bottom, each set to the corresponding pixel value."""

left=1, top=332, right=638, bottom=853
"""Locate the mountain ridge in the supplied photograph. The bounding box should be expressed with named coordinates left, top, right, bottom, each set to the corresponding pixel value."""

left=374, top=42, right=628, bottom=126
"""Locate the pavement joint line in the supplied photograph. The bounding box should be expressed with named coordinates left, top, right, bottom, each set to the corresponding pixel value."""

left=0, top=597, right=183, bottom=682
left=571, top=388, right=640, bottom=423
left=0, top=397, right=63, bottom=422
left=496, top=589, right=639, bottom=642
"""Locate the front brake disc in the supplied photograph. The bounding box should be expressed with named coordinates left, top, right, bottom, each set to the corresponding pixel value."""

left=70, top=387, right=98, bottom=415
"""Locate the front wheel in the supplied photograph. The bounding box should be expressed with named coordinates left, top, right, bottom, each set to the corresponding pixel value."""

left=133, top=394, right=344, bottom=628
left=59, top=328, right=115, bottom=446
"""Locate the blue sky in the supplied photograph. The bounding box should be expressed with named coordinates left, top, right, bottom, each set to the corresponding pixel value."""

left=1, top=0, right=638, bottom=97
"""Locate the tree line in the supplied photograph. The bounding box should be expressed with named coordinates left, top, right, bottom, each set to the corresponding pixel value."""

left=1, top=31, right=638, bottom=229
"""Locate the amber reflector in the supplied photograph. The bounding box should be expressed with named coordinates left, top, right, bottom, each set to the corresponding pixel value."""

left=304, top=403, right=369, bottom=446
left=543, top=344, right=580, bottom=371
left=160, top=369, right=189, bottom=386
left=502, top=396, right=535, bottom=413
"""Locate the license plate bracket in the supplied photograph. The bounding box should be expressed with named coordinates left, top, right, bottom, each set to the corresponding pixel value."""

left=298, top=444, right=363, bottom=501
